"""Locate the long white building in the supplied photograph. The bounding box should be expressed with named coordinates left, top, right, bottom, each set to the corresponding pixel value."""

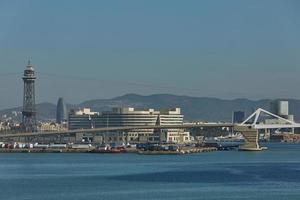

left=68, top=107, right=191, bottom=143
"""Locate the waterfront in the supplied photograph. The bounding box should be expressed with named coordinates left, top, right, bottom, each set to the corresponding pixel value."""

left=1, top=143, right=300, bottom=200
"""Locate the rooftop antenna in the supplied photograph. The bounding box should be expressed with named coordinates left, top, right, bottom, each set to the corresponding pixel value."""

left=27, top=57, right=31, bottom=66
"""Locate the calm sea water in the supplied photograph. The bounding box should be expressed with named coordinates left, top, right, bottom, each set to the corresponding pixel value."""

left=1, top=143, right=300, bottom=200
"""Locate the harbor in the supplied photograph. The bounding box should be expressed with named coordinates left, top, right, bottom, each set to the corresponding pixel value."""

left=0, top=134, right=253, bottom=154
left=1, top=143, right=300, bottom=200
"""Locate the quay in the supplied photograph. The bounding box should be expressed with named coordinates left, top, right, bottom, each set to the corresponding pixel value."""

left=0, top=146, right=218, bottom=154
left=0, top=148, right=94, bottom=153
left=137, top=147, right=217, bottom=155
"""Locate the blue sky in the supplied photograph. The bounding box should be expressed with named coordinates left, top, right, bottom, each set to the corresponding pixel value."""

left=0, top=0, right=300, bottom=109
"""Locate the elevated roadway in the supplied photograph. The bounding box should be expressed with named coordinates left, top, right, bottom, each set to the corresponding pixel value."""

left=0, top=123, right=234, bottom=138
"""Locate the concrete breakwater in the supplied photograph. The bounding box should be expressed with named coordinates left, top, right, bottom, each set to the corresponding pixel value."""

left=0, top=148, right=94, bottom=153
left=180, top=147, right=217, bottom=154
left=0, top=147, right=217, bottom=154
left=137, top=147, right=218, bottom=155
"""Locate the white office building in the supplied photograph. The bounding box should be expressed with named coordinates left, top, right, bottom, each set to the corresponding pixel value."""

left=68, top=107, right=191, bottom=143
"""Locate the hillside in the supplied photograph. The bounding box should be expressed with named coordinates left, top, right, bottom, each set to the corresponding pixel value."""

left=79, top=94, right=300, bottom=122
left=1, top=94, right=300, bottom=122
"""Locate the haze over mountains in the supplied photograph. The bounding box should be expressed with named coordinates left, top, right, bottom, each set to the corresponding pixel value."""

left=1, top=94, right=300, bottom=122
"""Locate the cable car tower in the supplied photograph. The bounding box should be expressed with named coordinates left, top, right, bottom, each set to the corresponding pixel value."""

left=22, top=60, right=37, bottom=132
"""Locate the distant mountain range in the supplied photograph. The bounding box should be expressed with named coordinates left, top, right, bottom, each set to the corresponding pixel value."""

left=1, top=94, right=300, bottom=122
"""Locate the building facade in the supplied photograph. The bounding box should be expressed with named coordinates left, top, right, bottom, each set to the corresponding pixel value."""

left=232, top=111, right=245, bottom=124
left=56, top=97, right=68, bottom=124
left=68, top=107, right=191, bottom=144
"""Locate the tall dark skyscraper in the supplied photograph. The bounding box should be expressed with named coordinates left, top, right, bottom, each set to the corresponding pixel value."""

left=22, top=61, right=37, bottom=132
left=232, top=111, right=245, bottom=124
left=56, top=97, right=67, bottom=124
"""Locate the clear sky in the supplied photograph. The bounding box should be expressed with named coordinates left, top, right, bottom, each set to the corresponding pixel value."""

left=0, top=0, right=299, bottom=109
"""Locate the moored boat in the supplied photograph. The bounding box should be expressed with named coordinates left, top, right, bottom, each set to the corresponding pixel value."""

left=90, top=145, right=126, bottom=153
